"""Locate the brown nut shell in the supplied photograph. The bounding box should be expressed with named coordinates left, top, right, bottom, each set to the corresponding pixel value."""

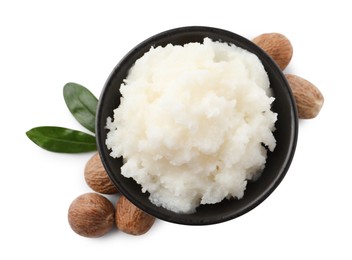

left=115, top=195, right=155, bottom=235
left=286, top=74, right=324, bottom=119
left=68, top=193, right=115, bottom=238
left=252, top=33, right=293, bottom=70
left=84, top=152, right=119, bottom=194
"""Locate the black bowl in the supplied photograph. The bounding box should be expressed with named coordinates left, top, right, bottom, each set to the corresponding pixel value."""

left=96, top=26, right=298, bottom=225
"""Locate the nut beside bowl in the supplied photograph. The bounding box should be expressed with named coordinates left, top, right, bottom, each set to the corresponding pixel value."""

left=96, top=26, right=298, bottom=225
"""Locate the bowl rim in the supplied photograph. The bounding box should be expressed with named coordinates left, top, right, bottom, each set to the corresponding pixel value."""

left=96, top=26, right=299, bottom=225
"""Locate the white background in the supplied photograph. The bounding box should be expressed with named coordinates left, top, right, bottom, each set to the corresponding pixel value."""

left=1, top=0, right=351, bottom=259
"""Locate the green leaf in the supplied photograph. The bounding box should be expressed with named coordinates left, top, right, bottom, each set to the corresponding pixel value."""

left=26, top=126, right=97, bottom=153
left=63, top=82, right=98, bottom=133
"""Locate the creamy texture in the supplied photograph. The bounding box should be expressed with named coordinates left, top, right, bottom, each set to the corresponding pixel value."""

left=106, top=38, right=277, bottom=213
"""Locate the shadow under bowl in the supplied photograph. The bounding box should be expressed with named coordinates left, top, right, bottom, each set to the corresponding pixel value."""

left=96, top=26, right=298, bottom=225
